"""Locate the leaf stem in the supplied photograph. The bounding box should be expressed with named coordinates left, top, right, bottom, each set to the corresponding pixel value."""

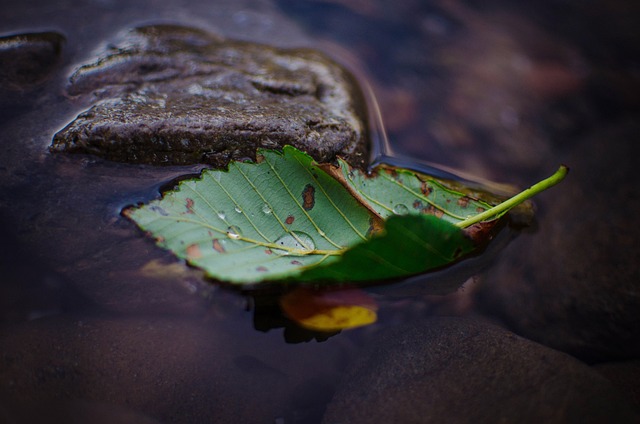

left=456, top=165, right=569, bottom=228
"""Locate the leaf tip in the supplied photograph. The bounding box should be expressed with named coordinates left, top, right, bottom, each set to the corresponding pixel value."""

left=120, top=204, right=138, bottom=219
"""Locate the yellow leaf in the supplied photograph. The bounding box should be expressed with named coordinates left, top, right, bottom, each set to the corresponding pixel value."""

left=280, top=287, right=378, bottom=332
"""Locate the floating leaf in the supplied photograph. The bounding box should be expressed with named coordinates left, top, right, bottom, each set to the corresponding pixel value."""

left=280, top=287, right=378, bottom=332
left=124, top=146, right=567, bottom=285
left=124, top=146, right=376, bottom=283
left=297, top=214, right=474, bottom=282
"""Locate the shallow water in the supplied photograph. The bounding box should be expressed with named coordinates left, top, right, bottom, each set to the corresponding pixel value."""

left=2, top=0, right=639, bottom=422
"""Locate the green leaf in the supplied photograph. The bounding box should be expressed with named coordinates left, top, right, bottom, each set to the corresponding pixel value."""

left=124, top=146, right=567, bottom=285
left=124, top=146, right=376, bottom=284
left=297, top=214, right=474, bottom=282
left=333, top=160, right=494, bottom=225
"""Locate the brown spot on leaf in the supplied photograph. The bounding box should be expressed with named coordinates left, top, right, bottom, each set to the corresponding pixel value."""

left=421, top=182, right=432, bottom=196
left=286, top=215, right=295, bottom=225
left=256, top=266, right=268, bottom=272
left=413, top=200, right=423, bottom=209
left=457, top=197, right=469, bottom=208
left=463, top=221, right=499, bottom=245
left=291, top=260, right=302, bottom=265
left=265, top=249, right=273, bottom=255
left=366, top=216, right=384, bottom=237
left=212, top=239, right=225, bottom=253
left=185, top=198, right=195, bottom=213
left=302, top=184, right=316, bottom=211
left=384, top=168, right=399, bottom=180
left=186, top=244, right=202, bottom=259
left=422, top=205, right=444, bottom=219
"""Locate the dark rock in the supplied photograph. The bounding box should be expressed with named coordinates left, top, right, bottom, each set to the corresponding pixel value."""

left=475, top=119, right=640, bottom=362
left=50, top=24, right=369, bottom=168
left=322, top=317, right=640, bottom=424
left=0, top=315, right=349, bottom=423
left=0, top=31, right=65, bottom=89
left=0, top=31, right=65, bottom=112
left=2, top=399, right=162, bottom=424
left=595, top=360, right=640, bottom=409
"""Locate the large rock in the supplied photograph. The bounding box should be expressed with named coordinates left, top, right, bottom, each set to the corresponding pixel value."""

left=322, top=317, right=639, bottom=424
left=50, top=24, right=369, bottom=168
left=475, top=119, right=640, bottom=362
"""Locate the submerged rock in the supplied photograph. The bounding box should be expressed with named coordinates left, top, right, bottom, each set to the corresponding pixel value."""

left=0, top=31, right=65, bottom=109
left=0, top=31, right=65, bottom=88
left=50, top=25, right=369, bottom=168
left=323, top=317, right=640, bottom=424
left=475, top=119, right=640, bottom=362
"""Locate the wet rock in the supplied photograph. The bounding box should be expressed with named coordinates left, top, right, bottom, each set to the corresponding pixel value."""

left=0, top=31, right=65, bottom=89
left=475, top=119, right=640, bottom=362
left=51, top=24, right=369, bottom=168
left=322, top=317, right=640, bottom=424
left=0, top=31, right=65, bottom=112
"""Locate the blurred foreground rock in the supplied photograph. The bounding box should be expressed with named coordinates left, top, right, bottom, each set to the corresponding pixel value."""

left=0, top=315, right=348, bottom=423
left=51, top=25, right=369, bottom=168
left=595, top=360, right=640, bottom=410
left=322, top=317, right=639, bottom=424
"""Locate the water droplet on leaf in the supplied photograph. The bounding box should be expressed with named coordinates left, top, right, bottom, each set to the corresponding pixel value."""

left=217, top=211, right=226, bottom=220
left=273, top=231, right=315, bottom=255
left=261, top=204, right=272, bottom=214
left=226, top=225, right=242, bottom=239
left=234, top=206, right=242, bottom=214
left=393, top=204, right=409, bottom=215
